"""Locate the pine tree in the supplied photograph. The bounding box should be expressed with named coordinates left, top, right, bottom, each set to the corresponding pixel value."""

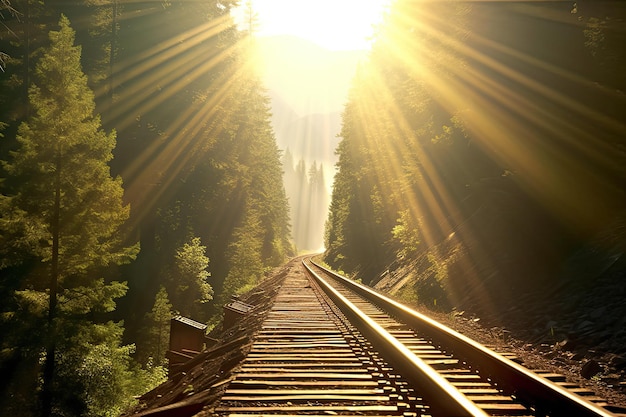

left=216, top=74, right=291, bottom=305
left=0, top=15, right=137, bottom=416
left=166, top=237, right=212, bottom=319
left=140, top=286, right=172, bottom=366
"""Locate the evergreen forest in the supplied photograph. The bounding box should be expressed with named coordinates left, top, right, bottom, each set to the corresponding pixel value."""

left=1, top=0, right=625, bottom=415
left=325, top=0, right=626, bottom=313
left=0, top=0, right=292, bottom=415
left=282, top=149, right=330, bottom=252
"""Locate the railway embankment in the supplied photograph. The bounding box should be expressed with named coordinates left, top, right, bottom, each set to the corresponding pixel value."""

left=374, top=220, right=626, bottom=409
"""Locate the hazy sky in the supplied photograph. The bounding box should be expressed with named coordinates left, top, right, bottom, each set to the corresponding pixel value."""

left=235, top=1, right=389, bottom=194
left=230, top=1, right=389, bottom=250
left=254, top=36, right=366, bottom=116
left=232, top=0, right=389, bottom=114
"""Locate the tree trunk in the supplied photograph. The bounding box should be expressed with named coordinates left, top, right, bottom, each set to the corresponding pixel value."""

left=40, top=149, right=61, bottom=417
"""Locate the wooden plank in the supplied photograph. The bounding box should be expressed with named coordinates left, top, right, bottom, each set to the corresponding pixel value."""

left=451, top=382, right=493, bottom=388
left=405, top=345, right=439, bottom=350
left=228, top=380, right=380, bottom=387
left=437, top=369, right=474, bottom=374
left=442, top=373, right=482, bottom=381
left=239, top=362, right=364, bottom=369
left=245, top=353, right=357, bottom=359
left=134, top=401, right=204, bottom=417
left=251, top=342, right=348, bottom=348
left=239, top=367, right=370, bottom=373
left=248, top=348, right=354, bottom=353
left=243, top=356, right=360, bottom=363
left=424, top=359, right=460, bottom=366
left=477, top=403, right=529, bottom=412
left=250, top=345, right=351, bottom=350
left=215, top=405, right=399, bottom=412
left=223, top=389, right=384, bottom=395
left=232, top=372, right=373, bottom=379
left=255, top=330, right=343, bottom=335
left=458, top=388, right=501, bottom=395
left=465, top=395, right=517, bottom=402
left=220, top=394, right=390, bottom=401
left=262, top=321, right=337, bottom=324
left=410, top=354, right=454, bottom=360
left=226, top=415, right=400, bottom=417
left=262, top=320, right=336, bottom=324
left=254, top=329, right=343, bottom=334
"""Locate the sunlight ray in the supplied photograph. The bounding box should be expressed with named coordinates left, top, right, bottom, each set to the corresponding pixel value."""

left=122, top=51, right=248, bottom=228
left=118, top=42, right=237, bottom=181
left=92, top=11, right=252, bottom=230
left=108, top=19, right=234, bottom=131
left=348, top=63, right=463, bottom=249
left=369, top=1, right=624, bottom=235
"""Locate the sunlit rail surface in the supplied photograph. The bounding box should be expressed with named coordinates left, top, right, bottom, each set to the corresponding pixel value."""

left=214, top=258, right=621, bottom=416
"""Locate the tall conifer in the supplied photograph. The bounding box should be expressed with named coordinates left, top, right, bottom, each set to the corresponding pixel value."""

left=1, top=15, right=137, bottom=416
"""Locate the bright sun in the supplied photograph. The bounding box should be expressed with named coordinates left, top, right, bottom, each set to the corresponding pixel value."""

left=241, top=0, right=390, bottom=51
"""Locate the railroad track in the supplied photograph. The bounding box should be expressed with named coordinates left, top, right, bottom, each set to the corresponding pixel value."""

left=214, top=258, right=622, bottom=416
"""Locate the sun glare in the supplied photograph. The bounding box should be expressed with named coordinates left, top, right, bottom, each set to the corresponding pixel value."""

left=242, top=0, right=390, bottom=51
left=231, top=1, right=391, bottom=250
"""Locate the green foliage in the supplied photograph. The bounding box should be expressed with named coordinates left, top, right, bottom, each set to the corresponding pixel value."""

left=425, top=253, right=448, bottom=285
left=0, top=16, right=139, bottom=416
left=53, top=321, right=166, bottom=417
left=394, top=276, right=419, bottom=305
left=139, top=286, right=172, bottom=366
left=119, top=29, right=291, bottom=318
left=326, top=0, right=626, bottom=311
left=166, top=237, right=212, bottom=319
left=80, top=0, right=119, bottom=88
left=202, top=71, right=291, bottom=305
left=1, top=0, right=290, bottom=413
left=219, top=212, right=264, bottom=306
left=391, top=210, right=422, bottom=261
left=63, top=324, right=130, bottom=416
left=3, top=14, right=137, bottom=273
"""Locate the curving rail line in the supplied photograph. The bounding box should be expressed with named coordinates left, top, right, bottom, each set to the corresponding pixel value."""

left=305, top=258, right=619, bottom=417
left=214, top=257, right=621, bottom=416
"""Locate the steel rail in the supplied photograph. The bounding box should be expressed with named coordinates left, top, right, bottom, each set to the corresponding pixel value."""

left=309, top=258, right=617, bottom=417
left=303, top=259, right=490, bottom=417
left=216, top=267, right=429, bottom=416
